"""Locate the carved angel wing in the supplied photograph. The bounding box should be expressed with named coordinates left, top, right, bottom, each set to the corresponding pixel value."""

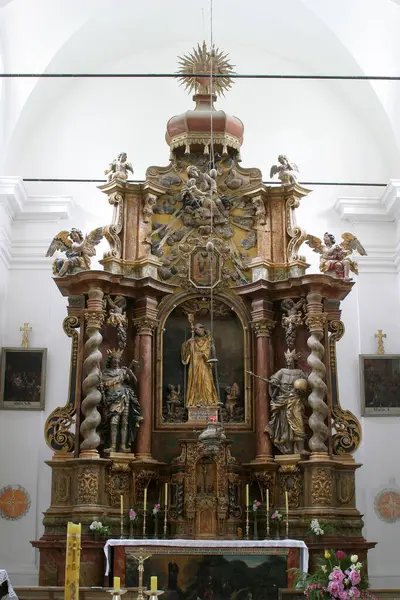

left=83, top=226, right=104, bottom=256
left=46, top=230, right=72, bottom=257
left=340, top=232, right=367, bottom=256
left=270, top=164, right=279, bottom=178
left=305, top=234, right=324, bottom=254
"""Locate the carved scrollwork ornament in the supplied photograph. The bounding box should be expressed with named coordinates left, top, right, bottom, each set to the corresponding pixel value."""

left=251, top=319, right=276, bottom=337
left=332, top=407, right=362, bottom=455
left=286, top=196, right=307, bottom=262
left=44, top=315, right=80, bottom=454
left=103, top=192, right=124, bottom=259
left=279, top=466, right=302, bottom=509
left=310, top=468, right=333, bottom=506
left=76, top=468, right=99, bottom=504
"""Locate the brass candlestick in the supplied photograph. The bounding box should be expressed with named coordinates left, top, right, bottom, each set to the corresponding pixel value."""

left=120, top=512, right=124, bottom=539
left=265, top=510, right=270, bottom=539
left=144, top=591, right=164, bottom=600
left=286, top=514, right=289, bottom=539
left=163, top=505, right=168, bottom=539
left=132, top=555, right=151, bottom=600
left=107, top=590, right=127, bottom=600
left=245, top=506, right=250, bottom=540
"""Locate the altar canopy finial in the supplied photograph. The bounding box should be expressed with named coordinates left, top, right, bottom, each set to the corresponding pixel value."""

left=176, top=41, right=235, bottom=97
left=375, top=329, right=386, bottom=355
left=20, top=322, right=32, bottom=348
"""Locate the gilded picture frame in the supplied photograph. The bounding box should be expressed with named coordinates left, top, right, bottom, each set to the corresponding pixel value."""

left=359, top=354, right=400, bottom=416
left=0, top=347, right=47, bottom=411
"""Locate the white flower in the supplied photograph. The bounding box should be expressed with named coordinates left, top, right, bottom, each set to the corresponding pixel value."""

left=320, top=529, right=324, bottom=535
left=355, top=562, right=362, bottom=570
left=350, top=554, right=358, bottom=564
left=321, top=565, right=327, bottom=573
left=89, top=522, right=96, bottom=531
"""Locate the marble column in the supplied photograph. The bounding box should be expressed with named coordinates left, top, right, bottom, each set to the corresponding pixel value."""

left=134, top=314, right=158, bottom=461
left=306, top=291, right=329, bottom=455
left=80, top=288, right=105, bottom=459
left=251, top=299, right=275, bottom=462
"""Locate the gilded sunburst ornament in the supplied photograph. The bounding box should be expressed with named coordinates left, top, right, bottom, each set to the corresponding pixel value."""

left=176, top=41, right=235, bottom=97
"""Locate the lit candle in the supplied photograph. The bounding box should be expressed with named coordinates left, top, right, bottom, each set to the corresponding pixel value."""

left=113, top=577, right=120, bottom=592
left=266, top=488, right=269, bottom=513
left=120, top=494, right=123, bottom=517
left=150, top=576, right=157, bottom=592
left=144, top=487, right=147, bottom=513
left=285, top=491, right=289, bottom=515
left=245, top=484, right=249, bottom=507
left=165, top=482, right=168, bottom=507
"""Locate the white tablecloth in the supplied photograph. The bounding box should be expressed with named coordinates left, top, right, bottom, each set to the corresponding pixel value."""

left=0, top=570, right=18, bottom=600
left=104, top=538, right=308, bottom=575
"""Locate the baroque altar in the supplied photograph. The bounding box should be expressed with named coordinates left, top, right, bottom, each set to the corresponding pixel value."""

left=33, top=41, right=374, bottom=589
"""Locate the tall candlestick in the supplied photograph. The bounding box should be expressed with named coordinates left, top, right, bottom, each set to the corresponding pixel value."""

left=143, top=488, right=148, bottom=538
left=163, top=483, right=168, bottom=539
left=245, top=484, right=249, bottom=507
left=265, top=487, right=270, bottom=539
left=266, top=488, right=269, bottom=513
left=120, top=494, right=124, bottom=538
left=164, top=482, right=168, bottom=506
left=285, top=491, right=289, bottom=539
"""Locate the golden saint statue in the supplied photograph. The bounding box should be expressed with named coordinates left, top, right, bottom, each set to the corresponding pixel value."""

left=181, top=323, right=219, bottom=407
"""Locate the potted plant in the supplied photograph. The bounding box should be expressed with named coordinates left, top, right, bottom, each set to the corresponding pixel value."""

left=89, top=520, right=109, bottom=541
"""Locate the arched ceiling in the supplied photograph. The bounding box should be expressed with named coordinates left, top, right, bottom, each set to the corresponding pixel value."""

left=1, top=0, right=400, bottom=176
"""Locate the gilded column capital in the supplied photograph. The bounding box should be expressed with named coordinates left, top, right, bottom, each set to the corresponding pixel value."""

left=251, top=319, right=276, bottom=337
left=84, top=311, right=105, bottom=329
left=134, top=318, right=158, bottom=335
left=305, top=313, right=327, bottom=332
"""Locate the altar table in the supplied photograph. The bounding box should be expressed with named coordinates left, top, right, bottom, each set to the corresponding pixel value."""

left=104, top=538, right=309, bottom=589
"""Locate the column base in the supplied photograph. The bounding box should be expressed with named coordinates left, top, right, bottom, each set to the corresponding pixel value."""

left=79, top=449, right=100, bottom=459
left=308, top=451, right=330, bottom=461
left=135, top=453, right=159, bottom=463
left=251, top=454, right=275, bottom=464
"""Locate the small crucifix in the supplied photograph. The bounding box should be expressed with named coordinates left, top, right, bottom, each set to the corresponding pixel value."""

left=375, top=329, right=386, bottom=355
left=20, top=322, right=32, bottom=348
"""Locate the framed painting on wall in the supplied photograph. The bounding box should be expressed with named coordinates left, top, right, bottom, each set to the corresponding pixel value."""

left=360, top=354, right=400, bottom=416
left=0, top=348, right=47, bottom=411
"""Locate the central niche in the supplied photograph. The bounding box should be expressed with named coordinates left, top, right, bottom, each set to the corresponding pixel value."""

left=157, top=297, right=249, bottom=428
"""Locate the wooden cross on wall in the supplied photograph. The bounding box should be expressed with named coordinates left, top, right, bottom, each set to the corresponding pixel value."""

left=375, top=329, right=386, bottom=355
left=20, top=322, right=32, bottom=348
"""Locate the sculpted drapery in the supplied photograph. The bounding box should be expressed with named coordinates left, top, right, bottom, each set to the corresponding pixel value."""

left=181, top=323, right=219, bottom=407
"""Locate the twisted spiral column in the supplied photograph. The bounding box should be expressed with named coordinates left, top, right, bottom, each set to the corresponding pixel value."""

left=80, top=288, right=105, bottom=458
left=306, top=292, right=329, bottom=454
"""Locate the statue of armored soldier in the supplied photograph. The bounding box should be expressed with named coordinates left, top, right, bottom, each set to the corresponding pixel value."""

left=101, top=349, right=143, bottom=454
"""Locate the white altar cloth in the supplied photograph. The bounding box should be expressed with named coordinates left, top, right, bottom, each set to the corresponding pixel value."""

left=104, top=538, right=308, bottom=576
left=0, top=570, right=18, bottom=600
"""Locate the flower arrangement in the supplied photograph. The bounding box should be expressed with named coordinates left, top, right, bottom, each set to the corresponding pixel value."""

left=129, top=509, right=137, bottom=521
left=271, top=510, right=283, bottom=521
left=308, top=518, right=336, bottom=537
left=152, top=503, right=161, bottom=516
left=89, top=521, right=109, bottom=537
left=252, top=500, right=261, bottom=512
left=293, top=550, right=378, bottom=600
left=209, top=415, right=216, bottom=423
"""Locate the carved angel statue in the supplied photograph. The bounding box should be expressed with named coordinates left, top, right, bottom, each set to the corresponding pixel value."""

left=104, top=152, right=134, bottom=182
left=306, top=232, right=367, bottom=281
left=46, top=227, right=104, bottom=277
left=270, top=154, right=299, bottom=185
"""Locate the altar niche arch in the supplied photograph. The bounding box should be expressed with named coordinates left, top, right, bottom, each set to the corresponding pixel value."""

left=155, top=292, right=252, bottom=430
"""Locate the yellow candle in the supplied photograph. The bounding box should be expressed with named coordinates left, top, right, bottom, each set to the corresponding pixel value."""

left=165, top=482, right=168, bottom=506
left=120, top=494, right=123, bottom=516
left=285, top=491, right=289, bottom=515
left=113, top=577, right=120, bottom=592
left=150, top=576, right=157, bottom=592
left=144, top=487, right=147, bottom=512
left=245, top=484, right=249, bottom=507
left=266, top=488, right=269, bottom=513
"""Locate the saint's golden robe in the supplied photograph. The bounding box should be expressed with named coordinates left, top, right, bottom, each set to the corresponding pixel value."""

left=181, top=334, right=219, bottom=407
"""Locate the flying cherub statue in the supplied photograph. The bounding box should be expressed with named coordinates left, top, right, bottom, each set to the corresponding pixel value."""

left=104, top=152, right=134, bottom=182
left=46, top=227, right=104, bottom=277
left=270, top=154, right=299, bottom=185
left=306, top=232, right=367, bottom=281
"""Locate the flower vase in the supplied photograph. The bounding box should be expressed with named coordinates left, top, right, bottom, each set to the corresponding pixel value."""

left=253, top=512, right=258, bottom=540
left=129, top=520, right=134, bottom=539
left=154, top=516, right=159, bottom=539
